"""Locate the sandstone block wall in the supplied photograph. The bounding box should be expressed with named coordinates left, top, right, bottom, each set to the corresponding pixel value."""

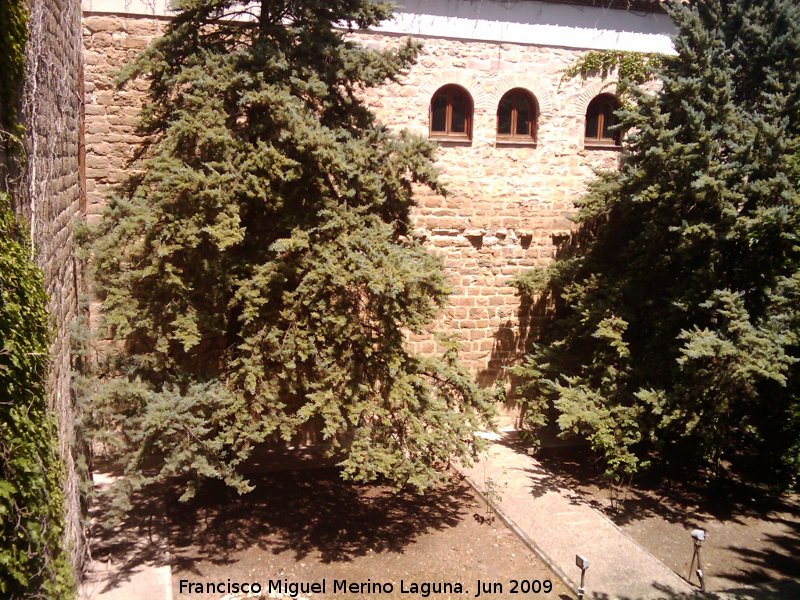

left=11, top=0, right=86, bottom=572
left=352, top=33, right=622, bottom=388
left=82, top=14, right=160, bottom=221
left=82, top=14, right=622, bottom=398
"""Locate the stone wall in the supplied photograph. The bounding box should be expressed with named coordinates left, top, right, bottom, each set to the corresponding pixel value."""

left=82, top=14, right=157, bottom=222
left=12, top=0, right=86, bottom=572
left=81, top=13, right=623, bottom=394
left=352, top=32, right=622, bottom=388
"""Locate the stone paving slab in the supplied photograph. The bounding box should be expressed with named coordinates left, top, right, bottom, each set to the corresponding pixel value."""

left=459, top=430, right=699, bottom=600
left=79, top=562, right=173, bottom=600
left=78, top=471, right=173, bottom=600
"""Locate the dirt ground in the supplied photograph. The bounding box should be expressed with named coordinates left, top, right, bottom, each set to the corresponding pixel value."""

left=88, top=447, right=800, bottom=600
left=535, top=448, right=800, bottom=598
left=90, top=468, right=572, bottom=600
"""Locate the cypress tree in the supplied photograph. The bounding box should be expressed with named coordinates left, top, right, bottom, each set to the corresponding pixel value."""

left=513, top=0, right=800, bottom=484
left=85, top=0, right=492, bottom=503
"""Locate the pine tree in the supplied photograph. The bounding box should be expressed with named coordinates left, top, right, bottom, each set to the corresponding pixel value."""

left=84, top=0, right=492, bottom=504
left=513, top=0, right=800, bottom=484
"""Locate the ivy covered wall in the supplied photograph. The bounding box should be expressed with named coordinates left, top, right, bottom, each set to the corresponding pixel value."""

left=1, top=0, right=87, bottom=590
left=1, top=192, right=73, bottom=599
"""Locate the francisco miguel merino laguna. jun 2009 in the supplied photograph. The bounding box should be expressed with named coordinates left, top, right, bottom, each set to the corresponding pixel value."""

left=178, top=577, right=554, bottom=596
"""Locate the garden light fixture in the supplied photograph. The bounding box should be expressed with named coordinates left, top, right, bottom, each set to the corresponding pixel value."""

left=575, top=554, right=589, bottom=599
left=688, top=529, right=706, bottom=591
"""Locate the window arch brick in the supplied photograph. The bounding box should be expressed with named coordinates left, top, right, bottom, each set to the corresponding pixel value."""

left=429, top=84, right=473, bottom=140
left=497, top=88, right=538, bottom=143
left=584, top=93, right=622, bottom=148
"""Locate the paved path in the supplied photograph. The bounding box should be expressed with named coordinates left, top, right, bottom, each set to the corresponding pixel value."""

left=79, top=562, right=172, bottom=600
left=78, top=471, right=173, bottom=600
left=459, top=429, right=699, bottom=600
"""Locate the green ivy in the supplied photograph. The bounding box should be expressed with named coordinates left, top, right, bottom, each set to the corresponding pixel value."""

left=0, top=197, right=73, bottom=596
left=562, top=50, right=662, bottom=103
left=1, top=3, right=75, bottom=596
left=0, top=0, right=28, bottom=145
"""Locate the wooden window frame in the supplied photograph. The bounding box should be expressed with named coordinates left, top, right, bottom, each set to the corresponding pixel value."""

left=429, top=85, right=473, bottom=141
left=584, top=93, right=622, bottom=149
left=496, top=88, right=538, bottom=143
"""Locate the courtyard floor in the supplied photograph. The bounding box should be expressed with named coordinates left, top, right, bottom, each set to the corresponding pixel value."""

left=534, top=444, right=800, bottom=598
left=82, top=435, right=800, bottom=600
left=85, top=468, right=572, bottom=600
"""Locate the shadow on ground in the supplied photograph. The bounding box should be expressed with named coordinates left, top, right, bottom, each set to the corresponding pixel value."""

left=514, top=432, right=800, bottom=525
left=589, top=579, right=800, bottom=599
left=168, top=469, right=471, bottom=568
left=89, top=467, right=472, bottom=587
left=488, top=430, right=800, bottom=598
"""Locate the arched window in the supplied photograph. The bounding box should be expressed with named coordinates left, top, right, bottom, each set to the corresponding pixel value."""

left=584, top=93, right=621, bottom=147
left=429, top=85, right=473, bottom=140
left=497, top=88, right=538, bottom=142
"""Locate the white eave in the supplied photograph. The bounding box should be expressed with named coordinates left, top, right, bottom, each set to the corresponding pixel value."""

left=377, top=1, right=676, bottom=53
left=82, top=0, right=677, bottom=54
left=82, top=0, right=175, bottom=16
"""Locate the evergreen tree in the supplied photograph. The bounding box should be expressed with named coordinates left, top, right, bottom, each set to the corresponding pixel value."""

left=85, top=0, right=492, bottom=504
left=513, top=0, right=800, bottom=484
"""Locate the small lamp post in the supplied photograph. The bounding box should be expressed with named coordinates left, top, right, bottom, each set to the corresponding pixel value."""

left=688, top=529, right=706, bottom=591
left=575, top=554, right=589, bottom=600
